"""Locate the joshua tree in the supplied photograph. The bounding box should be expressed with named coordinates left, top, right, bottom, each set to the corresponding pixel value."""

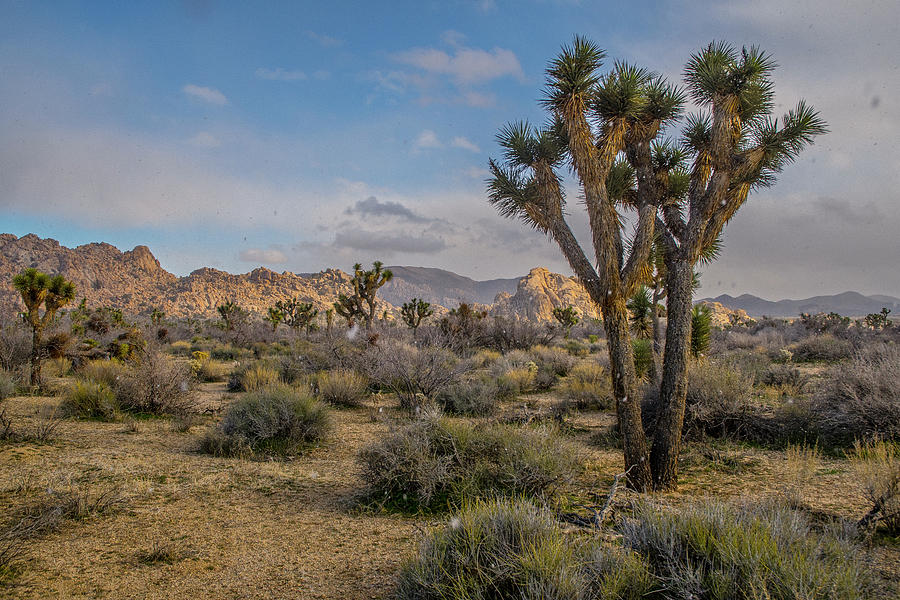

left=150, top=308, right=165, bottom=326
left=216, top=300, right=245, bottom=331
left=275, top=298, right=318, bottom=335
left=626, top=287, right=654, bottom=339
left=690, top=304, right=711, bottom=358
left=12, top=268, right=76, bottom=387
left=325, top=308, right=335, bottom=333
left=551, top=305, right=579, bottom=338
left=401, top=298, right=434, bottom=336
left=264, top=306, right=284, bottom=332
left=334, top=261, right=393, bottom=330
left=488, top=37, right=824, bottom=490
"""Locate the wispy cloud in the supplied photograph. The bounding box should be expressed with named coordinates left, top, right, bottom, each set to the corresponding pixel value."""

left=413, top=129, right=442, bottom=151
left=451, top=136, right=480, bottom=153
left=239, top=247, right=288, bottom=264
left=182, top=84, right=227, bottom=105
left=334, top=229, right=447, bottom=254
left=393, top=45, right=524, bottom=85
left=305, top=30, right=342, bottom=48
left=255, top=67, right=307, bottom=81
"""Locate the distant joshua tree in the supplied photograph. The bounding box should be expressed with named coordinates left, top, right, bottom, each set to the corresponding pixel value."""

left=264, top=306, right=284, bottom=332
left=216, top=299, right=244, bottom=331
left=334, top=261, right=393, bottom=330
left=401, top=298, right=434, bottom=336
left=551, top=305, right=579, bottom=338
left=488, top=37, right=825, bottom=490
left=13, top=268, right=76, bottom=387
left=274, top=298, right=318, bottom=335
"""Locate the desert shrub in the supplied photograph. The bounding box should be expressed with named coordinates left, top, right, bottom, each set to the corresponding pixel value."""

left=645, top=360, right=757, bottom=440
left=557, top=361, right=613, bottom=411
left=77, top=359, right=127, bottom=387
left=562, top=339, right=589, bottom=356
left=45, top=357, right=71, bottom=378
left=191, top=356, right=229, bottom=382
left=762, top=364, right=809, bottom=394
left=201, top=385, right=330, bottom=457
left=479, top=317, right=558, bottom=353
left=168, top=340, right=193, bottom=356
left=0, top=322, right=31, bottom=372
left=228, top=361, right=280, bottom=392
left=114, top=351, right=194, bottom=415
left=467, top=348, right=501, bottom=369
left=0, top=370, right=16, bottom=400
left=498, top=366, right=537, bottom=395
left=364, top=342, right=459, bottom=411
left=780, top=443, right=821, bottom=507
left=791, top=334, right=852, bottom=363
left=720, top=348, right=771, bottom=383
left=531, top=345, right=576, bottom=376
left=60, top=380, right=118, bottom=420
left=810, top=343, right=900, bottom=445
left=316, top=369, right=369, bottom=407
left=435, top=376, right=500, bottom=416
left=852, top=441, right=900, bottom=535
left=210, top=343, right=249, bottom=361
left=358, top=414, right=578, bottom=511
left=623, top=499, right=872, bottom=600
left=396, top=498, right=655, bottom=600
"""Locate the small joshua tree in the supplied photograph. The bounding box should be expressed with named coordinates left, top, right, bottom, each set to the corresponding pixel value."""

left=864, top=307, right=892, bottom=331
left=12, top=268, right=76, bottom=387
left=325, top=308, right=335, bottom=333
left=627, top=287, right=654, bottom=339
left=401, top=298, right=434, bottom=337
left=150, top=307, right=165, bottom=326
left=690, top=304, right=711, bottom=359
left=275, top=298, right=318, bottom=335
left=334, top=261, right=393, bottom=330
left=264, top=306, right=284, bottom=332
left=551, top=305, right=579, bottom=338
left=217, top=299, right=246, bottom=331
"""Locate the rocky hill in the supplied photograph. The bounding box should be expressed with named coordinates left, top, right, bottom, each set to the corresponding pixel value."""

left=0, top=234, right=383, bottom=318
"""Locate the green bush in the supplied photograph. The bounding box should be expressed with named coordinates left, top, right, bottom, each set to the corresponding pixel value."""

left=435, top=376, right=500, bottom=416
left=623, top=499, right=872, bottom=599
left=316, top=369, right=369, bottom=407
left=358, top=415, right=578, bottom=511
left=61, top=380, right=118, bottom=421
left=791, top=334, right=852, bottom=363
left=397, top=498, right=654, bottom=600
left=201, top=385, right=331, bottom=457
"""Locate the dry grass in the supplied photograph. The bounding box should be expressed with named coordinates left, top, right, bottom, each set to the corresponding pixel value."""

left=0, top=379, right=897, bottom=598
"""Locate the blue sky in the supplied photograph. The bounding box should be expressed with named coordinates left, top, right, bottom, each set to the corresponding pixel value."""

left=2, top=0, right=898, bottom=298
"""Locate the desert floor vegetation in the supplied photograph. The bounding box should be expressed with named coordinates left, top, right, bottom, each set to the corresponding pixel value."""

left=0, top=312, right=898, bottom=599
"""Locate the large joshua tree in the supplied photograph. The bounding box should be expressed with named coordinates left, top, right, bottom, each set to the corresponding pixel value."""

left=13, top=268, right=76, bottom=387
left=488, top=38, right=825, bottom=490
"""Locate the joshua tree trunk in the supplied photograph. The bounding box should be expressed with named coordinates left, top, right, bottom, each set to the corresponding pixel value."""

left=603, top=297, right=652, bottom=491
left=649, top=258, right=693, bottom=489
left=651, top=286, right=662, bottom=354
left=30, top=325, right=43, bottom=387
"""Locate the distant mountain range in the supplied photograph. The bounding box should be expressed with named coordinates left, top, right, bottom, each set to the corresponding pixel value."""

left=701, top=291, right=900, bottom=318
left=3, top=232, right=897, bottom=322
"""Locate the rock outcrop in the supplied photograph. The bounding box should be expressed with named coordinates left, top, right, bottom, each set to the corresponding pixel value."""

left=491, top=267, right=601, bottom=323
left=695, top=301, right=753, bottom=328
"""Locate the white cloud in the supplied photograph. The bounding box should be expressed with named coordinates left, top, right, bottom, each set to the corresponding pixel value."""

left=182, top=84, right=227, bottom=105
left=393, top=45, right=524, bottom=85
left=188, top=131, right=221, bottom=148
left=239, top=247, right=288, bottom=264
left=413, top=129, right=442, bottom=150
left=255, top=67, right=307, bottom=81
left=451, top=136, right=480, bottom=153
